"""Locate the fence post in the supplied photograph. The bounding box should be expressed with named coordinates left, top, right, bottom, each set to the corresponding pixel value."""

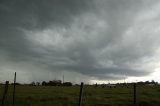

left=1, top=81, right=9, bottom=106
left=78, top=82, right=84, bottom=106
left=133, top=83, right=136, bottom=105
left=12, top=72, right=16, bottom=106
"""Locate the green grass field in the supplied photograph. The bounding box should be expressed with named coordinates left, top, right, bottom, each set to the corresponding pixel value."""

left=1, top=85, right=160, bottom=106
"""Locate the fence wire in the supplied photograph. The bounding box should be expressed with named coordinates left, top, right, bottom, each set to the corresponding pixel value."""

left=0, top=83, right=160, bottom=106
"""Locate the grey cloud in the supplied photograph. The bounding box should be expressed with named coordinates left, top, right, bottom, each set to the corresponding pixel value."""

left=0, top=0, right=92, bottom=29
left=0, top=0, right=92, bottom=61
left=0, top=0, right=160, bottom=83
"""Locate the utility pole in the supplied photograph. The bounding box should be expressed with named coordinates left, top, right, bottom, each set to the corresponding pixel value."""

left=63, top=75, right=64, bottom=84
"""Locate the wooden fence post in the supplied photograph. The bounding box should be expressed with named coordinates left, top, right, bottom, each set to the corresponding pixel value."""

left=133, top=83, right=136, bottom=105
left=12, top=72, right=16, bottom=106
left=78, top=82, right=84, bottom=106
left=1, top=81, right=9, bottom=106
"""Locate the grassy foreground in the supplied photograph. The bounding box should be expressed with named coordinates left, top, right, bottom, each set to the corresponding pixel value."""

left=0, top=85, right=160, bottom=106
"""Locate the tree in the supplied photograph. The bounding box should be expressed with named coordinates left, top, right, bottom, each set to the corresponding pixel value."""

left=29, top=82, right=35, bottom=86
left=63, top=82, right=72, bottom=86
left=42, top=81, right=47, bottom=86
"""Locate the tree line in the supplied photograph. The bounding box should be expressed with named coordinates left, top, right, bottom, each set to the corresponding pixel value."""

left=30, top=80, right=72, bottom=86
left=0, top=80, right=158, bottom=87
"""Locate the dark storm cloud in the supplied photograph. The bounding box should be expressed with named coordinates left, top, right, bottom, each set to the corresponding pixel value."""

left=0, top=0, right=92, bottom=29
left=0, top=0, right=160, bottom=82
left=0, top=0, right=92, bottom=61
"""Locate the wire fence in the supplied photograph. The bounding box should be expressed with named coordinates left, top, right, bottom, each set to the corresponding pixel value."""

left=1, top=82, right=160, bottom=106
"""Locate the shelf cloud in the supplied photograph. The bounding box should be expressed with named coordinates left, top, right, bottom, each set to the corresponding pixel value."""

left=1, top=0, right=160, bottom=83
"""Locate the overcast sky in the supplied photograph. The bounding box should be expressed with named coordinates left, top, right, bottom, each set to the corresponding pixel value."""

left=1, top=0, right=160, bottom=84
